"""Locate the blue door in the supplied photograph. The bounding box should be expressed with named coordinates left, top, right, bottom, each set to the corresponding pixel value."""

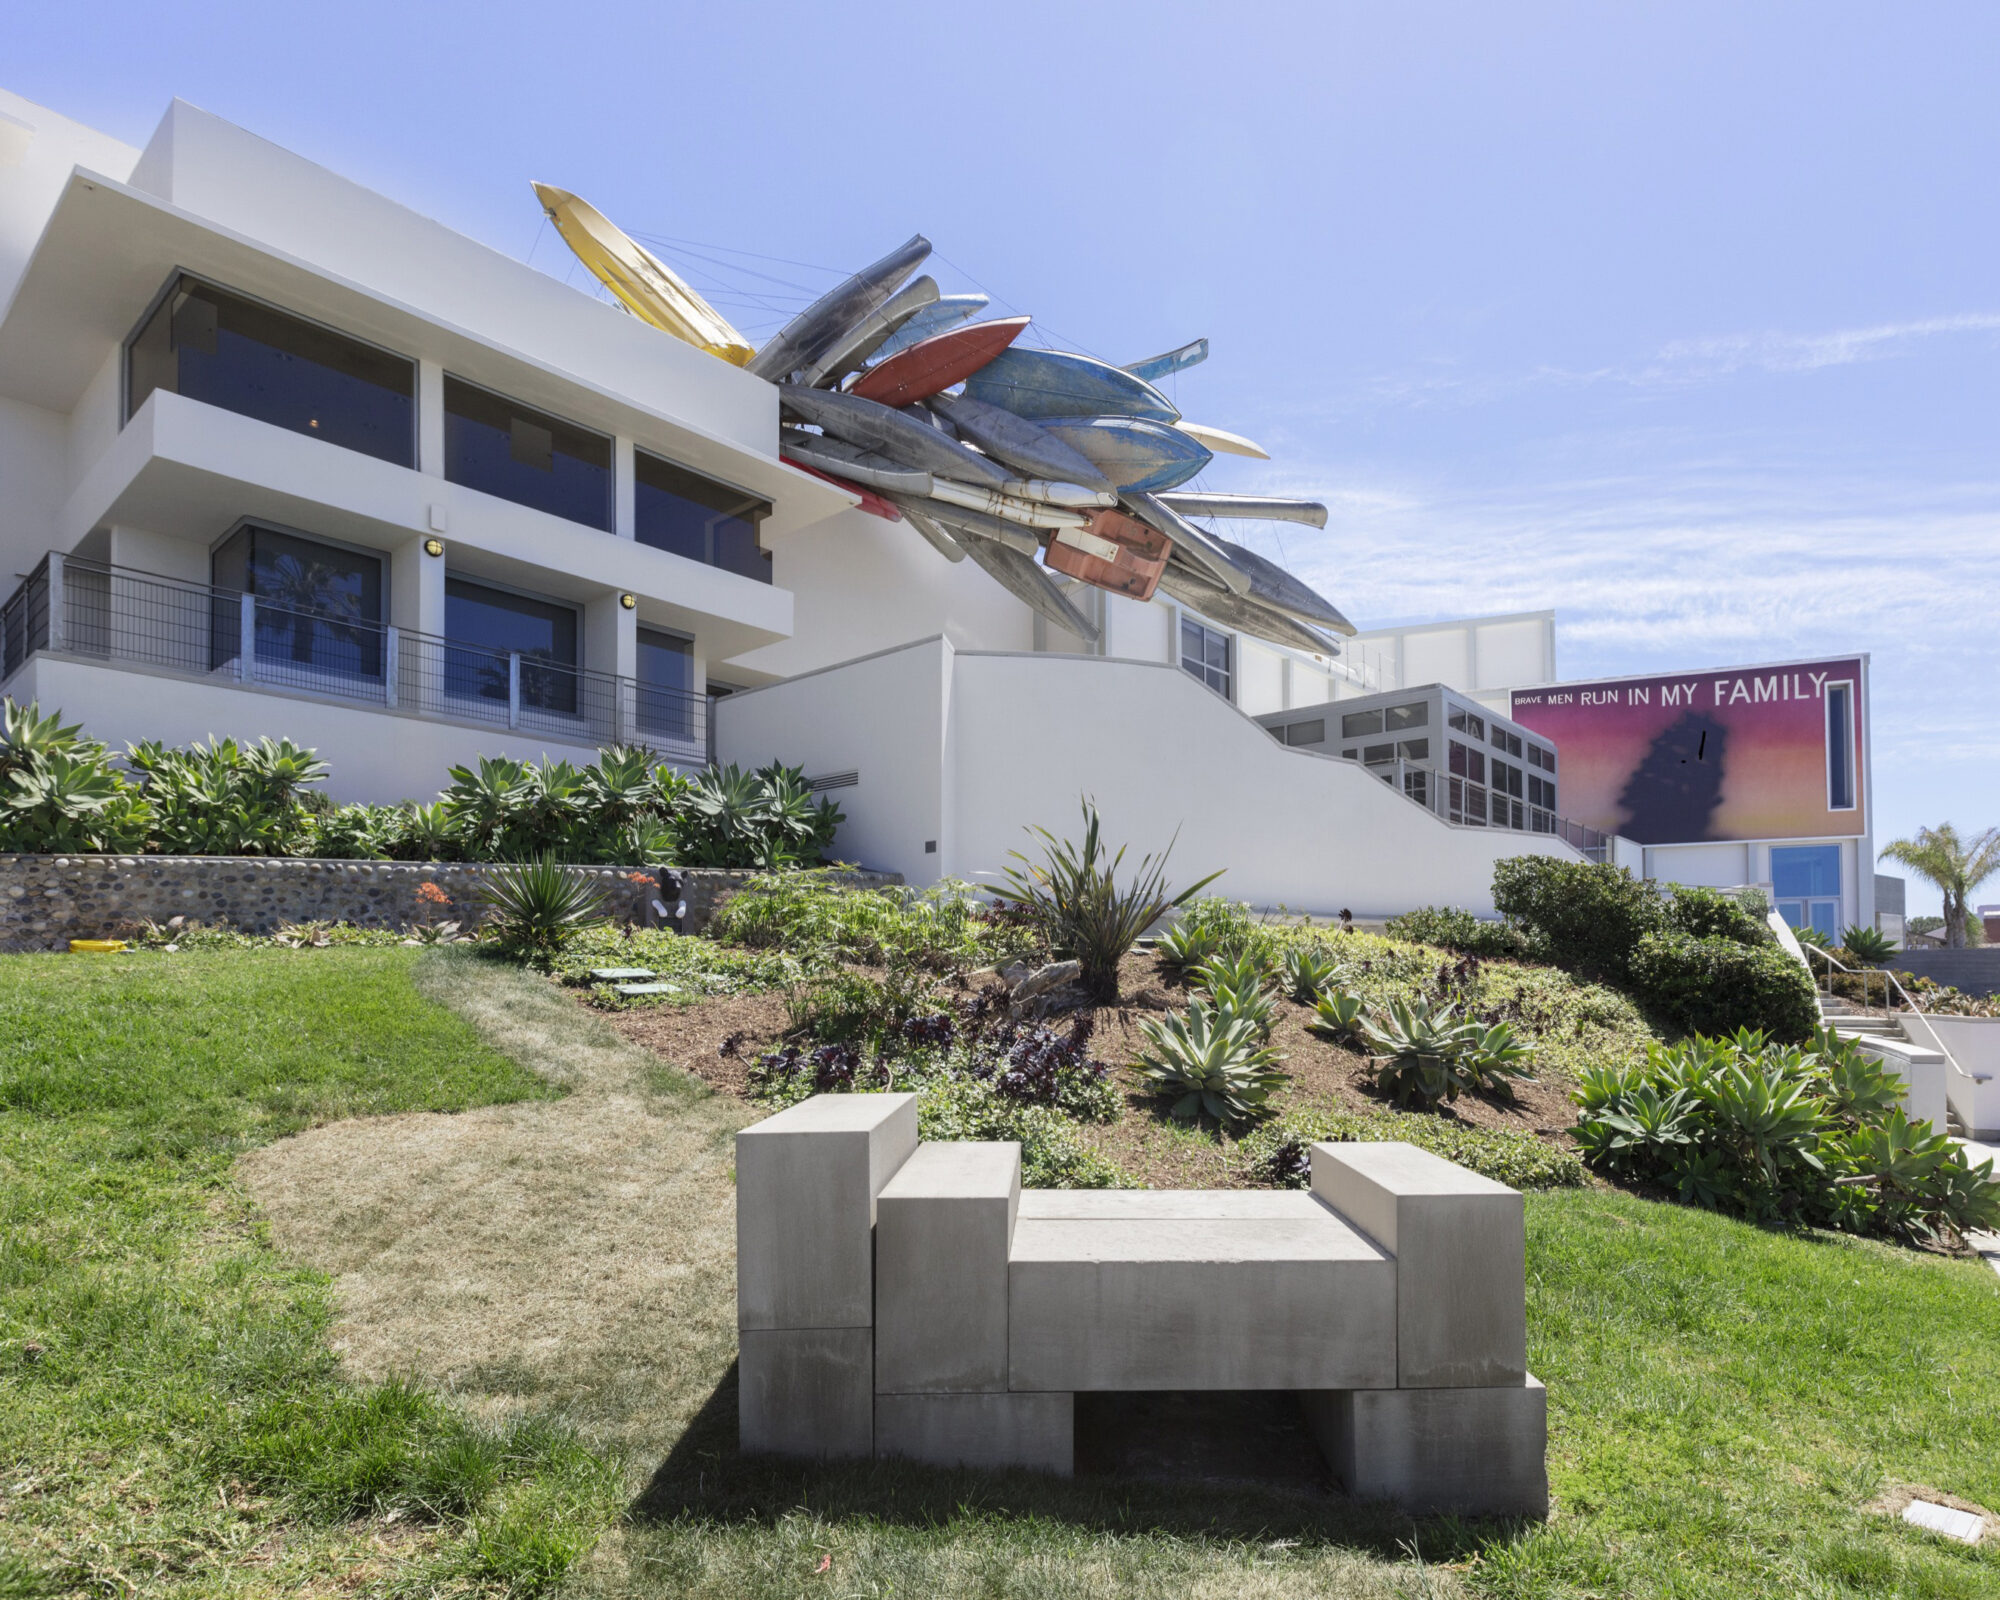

left=1772, top=845, right=1842, bottom=938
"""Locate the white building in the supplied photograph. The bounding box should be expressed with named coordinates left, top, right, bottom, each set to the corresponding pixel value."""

left=0, top=90, right=1578, bottom=915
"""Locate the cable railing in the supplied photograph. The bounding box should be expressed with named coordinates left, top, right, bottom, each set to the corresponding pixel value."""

left=1356, top=751, right=1614, bottom=858
left=1, top=554, right=708, bottom=760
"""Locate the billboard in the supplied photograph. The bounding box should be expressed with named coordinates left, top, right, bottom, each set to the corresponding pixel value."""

left=1509, top=658, right=1865, bottom=845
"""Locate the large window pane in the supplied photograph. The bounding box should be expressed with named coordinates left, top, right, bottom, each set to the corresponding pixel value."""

left=636, top=627, right=696, bottom=742
left=127, top=276, right=414, bottom=465
left=1772, top=844, right=1841, bottom=901
left=443, top=377, right=612, bottom=530
left=1180, top=618, right=1231, bottom=698
left=635, top=451, right=773, bottom=582
left=443, top=577, right=579, bottom=714
left=210, top=525, right=384, bottom=680
left=1826, top=683, right=1856, bottom=809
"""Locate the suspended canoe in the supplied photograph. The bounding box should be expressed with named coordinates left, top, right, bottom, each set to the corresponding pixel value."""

left=1036, top=416, right=1212, bottom=494
left=531, top=183, right=754, bottom=367
left=1157, top=565, right=1339, bottom=656
left=1123, top=337, right=1208, bottom=383
left=1199, top=530, right=1355, bottom=634
left=778, top=385, right=1011, bottom=490
left=964, top=349, right=1180, bottom=423
left=903, top=497, right=1042, bottom=556
left=892, top=498, right=965, bottom=562
left=1123, top=493, right=1252, bottom=595
left=802, top=275, right=940, bottom=388
left=1178, top=421, right=1269, bottom=460
left=785, top=460, right=903, bottom=522
left=1000, top=479, right=1117, bottom=509
left=779, top=431, right=932, bottom=496
left=870, top=293, right=991, bottom=363
left=849, top=316, right=1031, bottom=407
left=924, top=392, right=1114, bottom=492
left=958, top=534, right=1100, bottom=643
left=1156, top=492, right=1329, bottom=528
left=1041, top=507, right=1171, bottom=602
left=747, top=234, right=931, bottom=381
left=926, top=477, right=1090, bottom=532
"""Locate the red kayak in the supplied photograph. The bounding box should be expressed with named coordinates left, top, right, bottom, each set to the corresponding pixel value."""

left=848, top=316, right=1030, bottom=407
left=1041, top=507, right=1170, bottom=600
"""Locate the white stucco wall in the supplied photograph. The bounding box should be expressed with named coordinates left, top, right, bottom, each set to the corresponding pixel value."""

left=716, top=637, right=1579, bottom=917
left=0, top=88, right=140, bottom=312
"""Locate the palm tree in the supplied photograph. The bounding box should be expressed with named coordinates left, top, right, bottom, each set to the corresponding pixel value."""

left=1879, top=824, right=2000, bottom=948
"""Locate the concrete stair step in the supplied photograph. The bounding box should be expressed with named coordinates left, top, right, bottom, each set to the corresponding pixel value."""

left=613, top=981, right=682, bottom=998
left=591, top=967, right=657, bottom=982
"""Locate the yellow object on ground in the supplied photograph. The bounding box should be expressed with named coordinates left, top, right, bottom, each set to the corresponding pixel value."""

left=533, top=182, right=755, bottom=367
left=69, top=939, right=127, bottom=953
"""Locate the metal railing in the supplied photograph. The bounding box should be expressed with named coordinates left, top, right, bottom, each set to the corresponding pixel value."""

left=1358, top=752, right=1614, bottom=858
left=1, top=554, right=708, bottom=759
left=1801, top=941, right=1897, bottom=1020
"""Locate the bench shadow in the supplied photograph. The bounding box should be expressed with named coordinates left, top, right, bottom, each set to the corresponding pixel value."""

left=627, top=1362, right=1534, bottom=1563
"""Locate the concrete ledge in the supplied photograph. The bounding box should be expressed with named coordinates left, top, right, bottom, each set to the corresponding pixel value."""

left=876, top=1141, right=1020, bottom=1394
left=738, top=1327, right=875, bottom=1460
left=1305, top=1375, right=1548, bottom=1517
left=875, top=1391, right=1074, bottom=1475
left=737, top=1092, right=919, bottom=1332
left=1311, top=1141, right=1526, bottom=1388
left=1843, top=1032, right=1949, bottom=1133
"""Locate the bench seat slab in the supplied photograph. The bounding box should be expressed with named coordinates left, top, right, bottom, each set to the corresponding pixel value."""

left=1305, top=1374, right=1548, bottom=1517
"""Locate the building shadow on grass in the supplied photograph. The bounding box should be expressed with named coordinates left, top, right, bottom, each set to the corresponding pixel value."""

left=627, top=1361, right=1533, bottom=1563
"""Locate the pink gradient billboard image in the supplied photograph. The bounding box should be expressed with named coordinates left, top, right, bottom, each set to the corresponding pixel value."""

left=1509, top=658, right=1864, bottom=845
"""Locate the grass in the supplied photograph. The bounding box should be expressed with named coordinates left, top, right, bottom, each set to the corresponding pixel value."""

left=0, top=947, right=620, bottom=1597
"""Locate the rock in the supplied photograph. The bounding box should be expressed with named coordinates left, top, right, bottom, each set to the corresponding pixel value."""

left=1010, top=960, right=1081, bottom=1004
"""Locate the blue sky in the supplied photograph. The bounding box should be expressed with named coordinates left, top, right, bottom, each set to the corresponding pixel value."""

left=9, top=1, right=1995, bottom=915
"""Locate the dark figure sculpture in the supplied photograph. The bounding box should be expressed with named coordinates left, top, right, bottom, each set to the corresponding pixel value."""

left=1615, top=712, right=1729, bottom=843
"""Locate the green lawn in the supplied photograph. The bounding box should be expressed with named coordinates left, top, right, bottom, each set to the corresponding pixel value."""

left=3, top=947, right=1998, bottom=1599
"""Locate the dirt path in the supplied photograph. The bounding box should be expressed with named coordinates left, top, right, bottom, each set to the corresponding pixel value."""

left=237, top=950, right=747, bottom=1455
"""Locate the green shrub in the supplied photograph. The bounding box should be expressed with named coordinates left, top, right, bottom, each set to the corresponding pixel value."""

left=1664, top=884, right=1772, bottom=946
left=1170, top=897, right=1283, bottom=968
left=708, top=871, right=1033, bottom=972
left=128, top=734, right=328, bottom=855
left=1000, top=799, right=1221, bottom=1002
left=1491, top=856, right=1666, bottom=985
left=1630, top=930, right=1818, bottom=1042
left=478, top=856, right=610, bottom=965
left=916, top=1079, right=1128, bottom=1188
left=1134, top=997, right=1288, bottom=1124
left=671, top=761, right=841, bottom=868
left=1240, top=1108, right=1588, bottom=1191
left=1573, top=1029, right=2000, bottom=1243
left=0, top=700, right=151, bottom=853
left=1384, top=905, right=1534, bottom=959
left=783, top=967, right=934, bottom=1050
left=1355, top=997, right=1536, bottom=1108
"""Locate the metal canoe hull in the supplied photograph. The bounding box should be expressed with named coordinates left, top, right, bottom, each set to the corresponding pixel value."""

left=964, top=348, right=1181, bottom=423
left=870, top=293, right=991, bottom=363
left=747, top=234, right=932, bottom=381
left=778, top=385, right=1012, bottom=490
left=924, top=392, right=1114, bottom=492
left=1156, top=492, right=1329, bottom=528
left=1038, top=417, right=1213, bottom=494
left=1201, top=529, right=1354, bottom=634
left=1122, top=337, right=1209, bottom=383
left=1157, top=566, right=1340, bottom=656
left=957, top=529, right=1101, bottom=642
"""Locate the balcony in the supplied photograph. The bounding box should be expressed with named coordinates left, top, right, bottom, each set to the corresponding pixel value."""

left=1, top=555, right=708, bottom=763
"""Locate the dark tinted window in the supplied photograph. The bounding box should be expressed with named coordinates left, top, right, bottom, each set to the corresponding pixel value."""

left=635, top=451, right=773, bottom=582
left=1341, top=709, right=1383, bottom=738
left=444, top=378, right=612, bottom=530
left=636, top=627, right=697, bottom=742
left=127, top=276, right=414, bottom=465
left=1180, top=618, right=1230, bottom=697
left=210, top=525, right=384, bottom=679
left=443, top=577, right=579, bottom=713
left=1826, top=684, right=1855, bottom=809
left=1385, top=702, right=1428, bottom=731
left=1283, top=718, right=1325, bottom=747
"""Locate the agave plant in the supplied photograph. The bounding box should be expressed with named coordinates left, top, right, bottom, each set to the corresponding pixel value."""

left=1279, top=944, right=1338, bottom=1004
left=1357, top=998, right=1533, bottom=1109
left=1839, top=924, right=1897, bottom=963
left=1309, top=987, right=1367, bottom=1047
left=1134, top=997, right=1288, bottom=1124
left=479, top=855, right=609, bottom=963
left=1192, top=950, right=1278, bottom=1038
left=1811, top=1029, right=1903, bottom=1124
left=1153, top=919, right=1219, bottom=977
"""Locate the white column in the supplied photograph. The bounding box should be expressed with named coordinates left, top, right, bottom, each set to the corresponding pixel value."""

left=418, top=359, right=446, bottom=476
left=615, top=436, right=637, bottom=539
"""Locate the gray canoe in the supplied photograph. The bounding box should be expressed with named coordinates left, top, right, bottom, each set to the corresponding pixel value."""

left=778, top=431, right=932, bottom=496
left=1199, top=529, right=1355, bottom=634
left=954, top=530, right=1099, bottom=643
left=1156, top=492, right=1329, bottom=529
left=1157, top=565, right=1339, bottom=656
left=923, top=392, right=1115, bottom=493
left=1122, top=493, right=1252, bottom=595
left=887, top=497, right=965, bottom=563
left=1123, top=337, right=1209, bottom=383
left=870, top=293, right=990, bottom=364
left=803, top=275, right=940, bottom=387
left=779, top=384, right=1011, bottom=491
left=747, top=234, right=931, bottom=381
left=894, top=495, right=1041, bottom=556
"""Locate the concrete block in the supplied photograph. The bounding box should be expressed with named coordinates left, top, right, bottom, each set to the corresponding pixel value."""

left=876, top=1141, right=1019, bottom=1393
left=1018, top=1189, right=1335, bottom=1220
left=1008, top=1201, right=1396, bottom=1391
left=736, top=1092, right=919, bottom=1331
left=875, top=1391, right=1074, bottom=1475
left=1304, top=1375, right=1548, bottom=1518
left=738, top=1326, right=875, bottom=1459
left=1311, top=1141, right=1525, bottom=1388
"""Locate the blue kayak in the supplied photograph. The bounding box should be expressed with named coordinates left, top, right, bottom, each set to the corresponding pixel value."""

left=1037, top=416, right=1212, bottom=494
left=964, top=348, right=1180, bottom=423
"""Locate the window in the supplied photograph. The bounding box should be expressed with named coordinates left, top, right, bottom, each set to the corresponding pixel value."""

left=1491, top=727, right=1522, bottom=757
left=1448, top=706, right=1485, bottom=739
left=209, top=524, right=384, bottom=681
left=1283, top=719, right=1325, bottom=747
left=1826, top=682, right=1856, bottom=810
left=444, top=377, right=612, bottom=529
left=1385, top=702, right=1428, bottom=731
left=1363, top=743, right=1395, bottom=764
left=127, top=275, right=414, bottom=465
left=1341, top=708, right=1383, bottom=738
left=1342, top=747, right=1358, bottom=760
left=1448, top=742, right=1485, bottom=784
left=1528, top=775, right=1554, bottom=809
left=636, top=627, right=696, bottom=742
left=1397, top=738, right=1429, bottom=761
left=1181, top=618, right=1231, bottom=697
left=635, top=450, right=773, bottom=582
left=1774, top=844, right=1843, bottom=938
left=443, top=577, right=580, bottom=714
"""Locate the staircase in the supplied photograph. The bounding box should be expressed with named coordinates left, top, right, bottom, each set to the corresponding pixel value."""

left=1819, top=997, right=1967, bottom=1137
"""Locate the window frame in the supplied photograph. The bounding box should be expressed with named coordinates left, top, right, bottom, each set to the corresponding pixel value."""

left=441, top=372, right=615, bottom=532
left=204, top=517, right=391, bottom=688
left=633, top=446, right=774, bottom=580
left=1179, top=615, right=1233, bottom=700
left=1824, top=679, right=1857, bottom=812
left=122, top=269, right=419, bottom=467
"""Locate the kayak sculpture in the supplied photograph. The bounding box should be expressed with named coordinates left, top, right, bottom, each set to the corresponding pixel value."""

left=535, top=188, right=1352, bottom=651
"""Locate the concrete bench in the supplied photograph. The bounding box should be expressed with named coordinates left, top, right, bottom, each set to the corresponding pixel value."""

left=736, top=1092, right=1547, bottom=1516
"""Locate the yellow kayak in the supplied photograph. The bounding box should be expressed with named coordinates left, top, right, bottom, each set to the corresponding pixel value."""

left=532, top=182, right=755, bottom=367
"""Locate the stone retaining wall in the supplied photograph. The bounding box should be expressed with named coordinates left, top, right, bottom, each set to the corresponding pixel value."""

left=0, top=855, right=907, bottom=949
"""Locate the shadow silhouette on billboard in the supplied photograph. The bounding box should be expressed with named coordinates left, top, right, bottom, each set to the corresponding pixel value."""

left=1615, top=711, right=1729, bottom=844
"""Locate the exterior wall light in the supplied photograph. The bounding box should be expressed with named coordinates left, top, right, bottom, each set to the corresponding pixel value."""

left=619, top=592, right=637, bottom=610
left=423, top=537, right=445, bottom=558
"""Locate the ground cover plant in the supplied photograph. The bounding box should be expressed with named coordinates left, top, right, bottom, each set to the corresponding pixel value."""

left=0, top=947, right=621, bottom=1597
left=706, top=868, right=1038, bottom=973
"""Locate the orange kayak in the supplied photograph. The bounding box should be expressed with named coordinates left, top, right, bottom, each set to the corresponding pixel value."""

left=1041, top=507, right=1169, bottom=601
left=849, top=316, right=1030, bottom=407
